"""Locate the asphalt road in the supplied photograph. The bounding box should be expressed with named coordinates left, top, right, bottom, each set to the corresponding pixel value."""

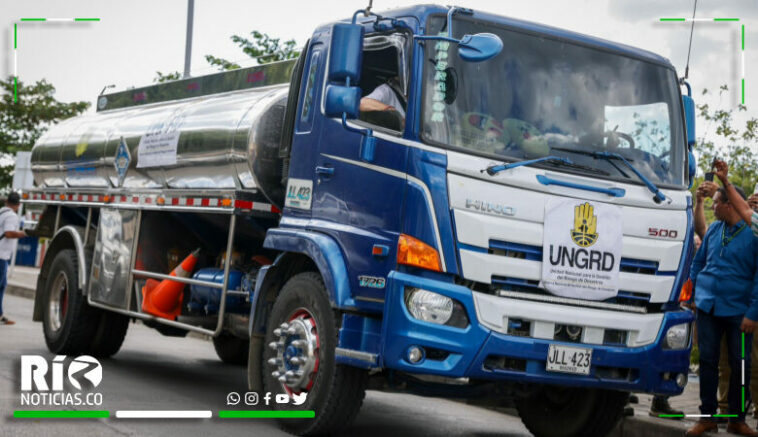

left=0, top=294, right=532, bottom=437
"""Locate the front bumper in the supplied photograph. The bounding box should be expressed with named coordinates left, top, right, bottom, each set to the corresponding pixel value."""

left=381, top=271, right=693, bottom=395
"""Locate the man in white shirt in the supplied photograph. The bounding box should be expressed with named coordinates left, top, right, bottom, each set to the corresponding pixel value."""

left=360, top=82, right=406, bottom=118
left=0, top=192, right=27, bottom=325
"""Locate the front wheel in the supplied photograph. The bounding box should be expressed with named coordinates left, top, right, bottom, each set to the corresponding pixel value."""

left=261, top=272, right=367, bottom=436
left=515, top=386, right=627, bottom=437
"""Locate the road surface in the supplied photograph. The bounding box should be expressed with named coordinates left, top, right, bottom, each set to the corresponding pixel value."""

left=0, top=294, right=532, bottom=437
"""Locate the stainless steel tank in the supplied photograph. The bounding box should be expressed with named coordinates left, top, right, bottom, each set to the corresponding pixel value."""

left=31, top=80, right=290, bottom=205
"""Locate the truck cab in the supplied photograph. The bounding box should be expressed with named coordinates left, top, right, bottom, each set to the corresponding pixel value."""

left=263, top=5, right=695, bottom=435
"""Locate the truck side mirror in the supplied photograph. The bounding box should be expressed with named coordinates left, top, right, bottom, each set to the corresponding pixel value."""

left=682, top=94, right=696, bottom=187
left=458, top=33, right=503, bottom=62
left=325, top=21, right=376, bottom=162
left=682, top=95, right=696, bottom=148
left=325, top=23, right=364, bottom=119
left=325, top=86, right=361, bottom=118
left=324, top=23, right=364, bottom=118
left=416, top=32, right=503, bottom=63
left=328, top=23, right=363, bottom=84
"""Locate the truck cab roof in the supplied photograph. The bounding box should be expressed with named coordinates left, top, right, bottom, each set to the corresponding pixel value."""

left=330, top=4, right=673, bottom=69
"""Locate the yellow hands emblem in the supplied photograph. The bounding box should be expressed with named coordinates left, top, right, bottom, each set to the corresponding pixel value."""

left=571, top=202, right=598, bottom=247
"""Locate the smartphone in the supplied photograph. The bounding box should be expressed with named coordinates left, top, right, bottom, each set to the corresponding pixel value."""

left=705, top=172, right=714, bottom=182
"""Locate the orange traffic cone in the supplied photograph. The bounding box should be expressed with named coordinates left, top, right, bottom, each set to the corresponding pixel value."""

left=141, top=248, right=200, bottom=320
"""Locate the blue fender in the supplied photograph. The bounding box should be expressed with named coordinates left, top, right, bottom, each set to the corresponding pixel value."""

left=261, top=228, right=355, bottom=309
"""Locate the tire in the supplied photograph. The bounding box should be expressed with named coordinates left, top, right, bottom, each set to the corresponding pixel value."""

left=261, top=272, right=367, bottom=436
left=579, top=390, right=628, bottom=436
left=516, top=386, right=626, bottom=437
left=213, top=333, right=249, bottom=365
left=88, top=312, right=130, bottom=358
left=42, top=249, right=100, bottom=355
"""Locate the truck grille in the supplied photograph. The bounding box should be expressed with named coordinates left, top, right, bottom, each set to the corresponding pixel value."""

left=489, top=240, right=662, bottom=275
left=480, top=239, right=679, bottom=312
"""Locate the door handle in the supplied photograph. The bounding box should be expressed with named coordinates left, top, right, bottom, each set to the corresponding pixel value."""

left=315, top=166, right=335, bottom=176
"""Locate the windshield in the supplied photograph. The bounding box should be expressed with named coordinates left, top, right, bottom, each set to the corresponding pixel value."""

left=422, top=16, right=686, bottom=187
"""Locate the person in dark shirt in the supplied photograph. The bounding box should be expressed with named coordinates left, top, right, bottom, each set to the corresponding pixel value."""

left=686, top=184, right=758, bottom=437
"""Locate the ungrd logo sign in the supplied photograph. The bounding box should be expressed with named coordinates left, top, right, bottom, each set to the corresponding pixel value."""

left=20, top=355, right=104, bottom=406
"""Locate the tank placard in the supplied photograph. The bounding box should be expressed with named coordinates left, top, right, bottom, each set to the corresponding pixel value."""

left=137, top=131, right=181, bottom=168
left=284, top=178, right=313, bottom=210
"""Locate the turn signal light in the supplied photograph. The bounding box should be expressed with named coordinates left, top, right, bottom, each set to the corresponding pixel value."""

left=679, top=279, right=693, bottom=302
left=398, top=234, right=441, bottom=272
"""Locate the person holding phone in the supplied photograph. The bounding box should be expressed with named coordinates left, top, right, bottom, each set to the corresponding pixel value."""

left=712, top=160, right=758, bottom=237
left=686, top=176, right=758, bottom=436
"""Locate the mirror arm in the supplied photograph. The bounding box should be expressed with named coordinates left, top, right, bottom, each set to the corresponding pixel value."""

left=446, top=7, right=473, bottom=38
left=679, top=78, right=692, bottom=97
left=415, top=35, right=460, bottom=44
left=352, top=9, right=377, bottom=24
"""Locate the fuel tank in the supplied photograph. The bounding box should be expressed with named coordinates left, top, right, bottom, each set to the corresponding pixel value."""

left=30, top=62, right=294, bottom=207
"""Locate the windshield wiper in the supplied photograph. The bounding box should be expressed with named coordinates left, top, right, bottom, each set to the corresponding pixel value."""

left=552, top=147, right=631, bottom=178
left=484, top=155, right=609, bottom=177
left=551, top=147, right=667, bottom=203
left=484, top=156, right=573, bottom=175
left=540, top=159, right=610, bottom=176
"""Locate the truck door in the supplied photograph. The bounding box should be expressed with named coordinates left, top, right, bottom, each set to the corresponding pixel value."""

left=310, top=32, right=411, bottom=304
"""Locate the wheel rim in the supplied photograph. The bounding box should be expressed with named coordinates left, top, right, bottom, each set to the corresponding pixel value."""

left=267, top=308, right=320, bottom=395
left=48, top=271, right=69, bottom=332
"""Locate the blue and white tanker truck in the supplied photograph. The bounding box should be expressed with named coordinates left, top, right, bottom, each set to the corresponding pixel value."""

left=24, top=5, right=698, bottom=436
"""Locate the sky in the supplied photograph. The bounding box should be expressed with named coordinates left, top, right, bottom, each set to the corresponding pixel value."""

left=1, top=0, right=755, bottom=151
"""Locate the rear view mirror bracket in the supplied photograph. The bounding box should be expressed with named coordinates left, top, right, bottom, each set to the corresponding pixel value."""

left=414, top=7, right=503, bottom=62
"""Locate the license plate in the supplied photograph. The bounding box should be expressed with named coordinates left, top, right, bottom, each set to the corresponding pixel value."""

left=546, top=344, right=592, bottom=375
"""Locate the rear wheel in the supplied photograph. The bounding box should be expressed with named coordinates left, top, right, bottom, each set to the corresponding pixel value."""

left=88, top=312, right=130, bottom=358
left=516, top=386, right=627, bottom=437
left=261, top=272, right=367, bottom=436
left=42, top=249, right=100, bottom=355
left=213, top=333, right=248, bottom=365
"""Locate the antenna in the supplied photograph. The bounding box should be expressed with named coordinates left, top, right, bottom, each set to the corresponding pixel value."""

left=365, top=0, right=373, bottom=15
left=684, top=0, right=698, bottom=80
left=99, top=84, right=115, bottom=95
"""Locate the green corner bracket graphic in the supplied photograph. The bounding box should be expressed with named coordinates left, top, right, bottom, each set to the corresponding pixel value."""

left=659, top=17, right=746, bottom=106
left=11, top=17, right=100, bottom=102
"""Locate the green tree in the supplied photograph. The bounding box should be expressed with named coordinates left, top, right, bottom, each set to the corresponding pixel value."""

left=690, top=85, right=758, bottom=225
left=206, top=30, right=300, bottom=71
left=153, top=30, right=300, bottom=82
left=154, top=71, right=182, bottom=83
left=0, top=77, right=89, bottom=189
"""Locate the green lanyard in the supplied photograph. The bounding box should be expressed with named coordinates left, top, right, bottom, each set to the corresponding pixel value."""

left=721, top=222, right=747, bottom=256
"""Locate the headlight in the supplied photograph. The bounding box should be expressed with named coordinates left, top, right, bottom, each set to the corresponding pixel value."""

left=404, top=288, right=468, bottom=328
left=663, top=323, right=690, bottom=350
